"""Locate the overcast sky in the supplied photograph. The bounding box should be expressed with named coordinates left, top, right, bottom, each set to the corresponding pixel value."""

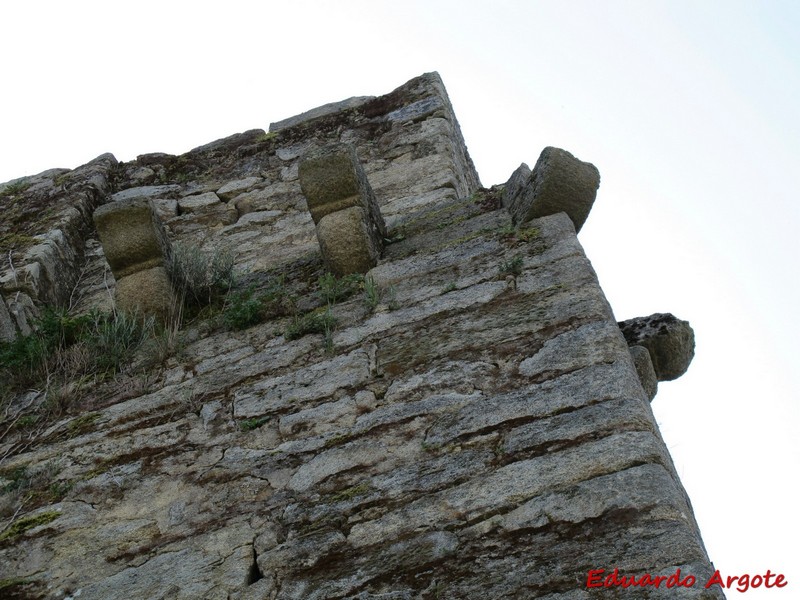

left=2, top=1, right=798, bottom=595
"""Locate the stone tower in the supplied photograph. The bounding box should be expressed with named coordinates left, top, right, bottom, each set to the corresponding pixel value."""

left=0, top=73, right=720, bottom=599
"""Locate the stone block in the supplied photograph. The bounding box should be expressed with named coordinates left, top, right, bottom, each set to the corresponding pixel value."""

left=94, top=199, right=171, bottom=279
left=629, top=345, right=658, bottom=401
left=618, top=313, right=695, bottom=381
left=110, top=184, right=182, bottom=203
left=93, top=199, right=174, bottom=319
left=7, top=292, right=36, bottom=336
left=504, top=147, right=600, bottom=232
left=316, top=206, right=381, bottom=276
left=216, top=177, right=262, bottom=201
left=114, top=266, right=174, bottom=321
left=299, top=144, right=386, bottom=275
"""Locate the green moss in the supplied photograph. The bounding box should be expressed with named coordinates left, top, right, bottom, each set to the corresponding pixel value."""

left=0, top=510, right=60, bottom=542
left=323, top=431, right=356, bottom=449
left=67, top=412, right=100, bottom=438
left=0, top=232, right=38, bottom=249
left=0, top=577, right=29, bottom=590
left=331, top=482, right=370, bottom=502
left=239, top=416, right=269, bottom=432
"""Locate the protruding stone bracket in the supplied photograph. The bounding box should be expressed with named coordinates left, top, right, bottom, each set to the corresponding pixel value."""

left=299, top=143, right=387, bottom=276
left=629, top=345, right=658, bottom=401
left=619, top=313, right=696, bottom=383
left=503, top=147, right=600, bottom=233
left=93, top=199, right=174, bottom=320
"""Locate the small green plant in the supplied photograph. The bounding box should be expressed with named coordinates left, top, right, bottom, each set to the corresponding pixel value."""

left=516, top=227, right=540, bottom=242
left=363, top=275, right=381, bottom=310
left=255, top=131, right=278, bottom=143
left=89, top=311, right=155, bottom=374
left=47, top=480, right=73, bottom=501
left=499, top=256, right=524, bottom=276
left=223, top=276, right=291, bottom=330
left=223, top=287, right=265, bottom=330
left=441, top=281, right=457, bottom=294
left=239, top=416, right=269, bottom=431
left=169, top=243, right=235, bottom=309
left=0, top=308, right=156, bottom=418
left=284, top=309, right=336, bottom=342
left=386, top=285, right=399, bottom=311
left=317, top=273, right=363, bottom=306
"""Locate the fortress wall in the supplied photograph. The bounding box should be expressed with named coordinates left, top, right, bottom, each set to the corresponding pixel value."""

left=0, top=74, right=719, bottom=599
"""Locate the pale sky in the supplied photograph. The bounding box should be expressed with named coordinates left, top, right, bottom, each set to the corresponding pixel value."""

left=2, top=1, right=798, bottom=595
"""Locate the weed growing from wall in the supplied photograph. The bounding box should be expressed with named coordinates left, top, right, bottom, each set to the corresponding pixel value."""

left=317, top=273, right=363, bottom=306
left=169, top=243, right=235, bottom=311
left=363, top=275, right=381, bottom=310
left=284, top=309, right=336, bottom=342
left=499, top=256, right=524, bottom=277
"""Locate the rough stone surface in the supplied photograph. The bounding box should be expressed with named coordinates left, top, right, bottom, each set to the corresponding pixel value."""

left=504, top=146, right=600, bottom=232
left=269, top=96, right=375, bottom=132
left=114, top=266, right=174, bottom=320
left=110, top=184, right=183, bottom=203
left=619, top=313, right=696, bottom=381
left=1, top=153, right=116, bottom=310
left=217, top=177, right=262, bottom=201
left=630, top=344, right=658, bottom=400
left=0, top=295, right=16, bottom=341
left=0, top=74, right=715, bottom=600
left=316, top=206, right=381, bottom=275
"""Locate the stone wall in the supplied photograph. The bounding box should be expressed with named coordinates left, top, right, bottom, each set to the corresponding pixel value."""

left=0, top=74, right=719, bottom=599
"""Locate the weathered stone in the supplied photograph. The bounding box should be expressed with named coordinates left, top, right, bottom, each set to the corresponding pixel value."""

left=0, top=294, right=16, bottom=341
left=114, top=266, right=174, bottom=320
left=6, top=292, right=35, bottom=336
left=93, top=199, right=173, bottom=319
left=110, top=184, right=182, bottom=203
left=504, top=147, right=600, bottom=232
left=385, top=95, right=445, bottom=123
left=177, top=192, right=238, bottom=226
left=93, top=199, right=171, bottom=278
left=618, top=313, right=696, bottom=381
left=178, top=191, right=222, bottom=212
left=217, top=177, right=262, bottom=201
left=299, top=143, right=386, bottom=275
left=269, top=96, right=374, bottom=132
left=629, top=344, right=658, bottom=400
left=316, top=206, right=381, bottom=275
left=151, top=198, right=178, bottom=221
left=0, top=73, right=718, bottom=600
left=298, top=144, right=384, bottom=233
